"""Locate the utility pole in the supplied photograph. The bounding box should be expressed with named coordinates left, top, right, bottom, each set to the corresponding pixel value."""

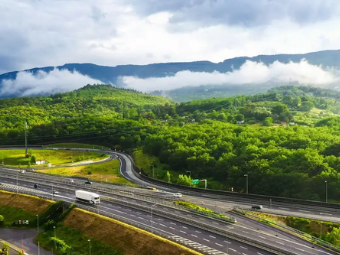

left=25, top=122, right=28, bottom=156
left=325, top=181, right=328, bottom=203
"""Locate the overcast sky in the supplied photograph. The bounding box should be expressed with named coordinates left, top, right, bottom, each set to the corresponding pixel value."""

left=1, top=0, right=340, bottom=75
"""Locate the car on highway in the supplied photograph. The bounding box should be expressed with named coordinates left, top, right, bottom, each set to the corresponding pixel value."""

left=52, top=190, right=59, bottom=194
left=85, top=180, right=92, bottom=185
left=251, top=205, right=263, bottom=210
left=34, top=184, right=38, bottom=189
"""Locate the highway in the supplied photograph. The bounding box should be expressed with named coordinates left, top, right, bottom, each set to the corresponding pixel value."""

left=0, top=147, right=339, bottom=255
left=0, top=169, right=335, bottom=255
left=115, top=152, right=340, bottom=223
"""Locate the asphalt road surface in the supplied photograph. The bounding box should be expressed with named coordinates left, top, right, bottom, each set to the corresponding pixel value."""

left=0, top=175, right=335, bottom=255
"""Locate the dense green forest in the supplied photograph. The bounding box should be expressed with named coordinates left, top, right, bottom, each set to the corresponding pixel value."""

left=3, top=84, right=340, bottom=201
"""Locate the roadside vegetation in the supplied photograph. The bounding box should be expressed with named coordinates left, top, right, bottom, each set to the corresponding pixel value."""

left=3, top=85, right=340, bottom=201
left=36, top=159, right=131, bottom=184
left=243, top=211, right=340, bottom=246
left=174, top=201, right=232, bottom=221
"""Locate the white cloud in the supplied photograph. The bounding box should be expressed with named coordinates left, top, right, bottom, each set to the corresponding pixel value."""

left=0, top=69, right=102, bottom=96
left=120, top=60, right=338, bottom=92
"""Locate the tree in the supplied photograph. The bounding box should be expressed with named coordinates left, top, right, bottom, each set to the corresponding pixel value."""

left=300, top=101, right=314, bottom=111
left=263, top=117, right=273, bottom=126
left=235, top=114, right=244, bottom=121
left=272, top=104, right=289, bottom=115
left=30, top=155, right=36, bottom=164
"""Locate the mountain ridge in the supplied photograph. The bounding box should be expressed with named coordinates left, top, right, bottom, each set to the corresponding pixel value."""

left=1, top=49, right=340, bottom=99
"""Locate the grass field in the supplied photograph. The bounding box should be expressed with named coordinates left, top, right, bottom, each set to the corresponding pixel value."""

left=36, top=159, right=131, bottom=184
left=45, top=143, right=110, bottom=150
left=0, top=149, right=107, bottom=167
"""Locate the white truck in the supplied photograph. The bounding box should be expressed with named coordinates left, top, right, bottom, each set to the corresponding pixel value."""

left=75, top=190, right=100, bottom=205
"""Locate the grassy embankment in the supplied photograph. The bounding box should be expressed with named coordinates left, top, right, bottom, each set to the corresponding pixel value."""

left=37, top=208, right=202, bottom=255
left=37, top=159, right=130, bottom=184
left=45, top=143, right=110, bottom=150
left=0, top=191, right=52, bottom=226
left=0, top=149, right=107, bottom=168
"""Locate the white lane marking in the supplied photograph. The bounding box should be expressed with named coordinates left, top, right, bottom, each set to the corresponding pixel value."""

left=180, top=230, right=186, bottom=234
left=182, top=226, right=188, bottom=229
left=257, top=253, right=264, bottom=255
left=320, top=213, right=333, bottom=216
left=158, top=219, right=164, bottom=221
left=159, top=224, right=166, bottom=227
left=259, top=236, right=266, bottom=239
left=169, top=227, right=175, bottom=230
left=298, top=210, right=310, bottom=213
left=224, top=241, right=231, bottom=244
left=278, top=207, right=290, bottom=210
left=230, top=248, right=236, bottom=252
left=296, top=248, right=305, bottom=252
left=277, top=242, right=285, bottom=245
left=170, top=222, right=176, bottom=225
left=195, top=231, right=201, bottom=233
left=191, top=234, right=198, bottom=238
left=242, top=231, right=249, bottom=234
left=203, top=238, right=210, bottom=242
left=215, top=243, right=223, bottom=247
left=240, top=246, right=248, bottom=249
left=209, top=235, right=216, bottom=239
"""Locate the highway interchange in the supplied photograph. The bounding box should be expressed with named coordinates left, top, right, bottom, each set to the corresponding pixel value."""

left=0, top=148, right=338, bottom=255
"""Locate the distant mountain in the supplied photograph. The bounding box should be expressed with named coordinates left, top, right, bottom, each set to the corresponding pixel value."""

left=1, top=49, right=340, bottom=98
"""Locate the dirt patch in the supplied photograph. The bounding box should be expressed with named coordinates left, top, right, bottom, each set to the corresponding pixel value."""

left=0, top=191, right=52, bottom=214
left=63, top=208, right=202, bottom=255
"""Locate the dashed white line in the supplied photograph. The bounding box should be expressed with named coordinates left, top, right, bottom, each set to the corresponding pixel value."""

left=138, top=217, right=143, bottom=219
left=259, top=236, right=266, bottom=239
left=195, top=231, right=201, bottom=233
left=278, top=207, right=290, bottom=210
left=298, top=210, right=310, bottom=213
left=257, top=253, right=264, bottom=255
left=215, top=243, right=223, bottom=247
left=240, top=246, right=248, bottom=249
left=230, top=248, right=236, bottom=252
left=182, top=226, right=188, bottom=229
left=169, top=227, right=175, bottom=230
left=209, top=235, right=216, bottom=239
left=320, top=213, right=333, bottom=216
left=180, top=230, right=186, bottom=234
left=224, top=241, right=231, bottom=244
left=276, top=242, right=285, bottom=245
left=170, top=222, right=176, bottom=225
left=203, top=238, right=210, bottom=242
left=191, top=234, right=198, bottom=238
left=159, top=224, right=166, bottom=227
left=296, top=248, right=305, bottom=252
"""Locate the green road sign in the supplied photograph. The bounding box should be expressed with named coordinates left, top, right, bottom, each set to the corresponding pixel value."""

left=192, top=179, right=199, bottom=184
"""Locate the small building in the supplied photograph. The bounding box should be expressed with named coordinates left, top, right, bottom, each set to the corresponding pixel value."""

left=289, top=122, right=295, bottom=126
left=36, top=160, right=47, bottom=165
left=237, top=120, right=245, bottom=125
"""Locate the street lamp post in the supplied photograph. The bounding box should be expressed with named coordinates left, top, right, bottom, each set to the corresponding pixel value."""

left=36, top=215, right=39, bottom=233
left=244, top=174, right=248, bottom=194
left=88, top=239, right=91, bottom=255
left=150, top=204, right=157, bottom=233
left=199, top=179, right=207, bottom=189
left=151, top=165, right=155, bottom=178
left=17, top=171, right=19, bottom=194
left=325, top=181, right=328, bottom=203
left=53, top=226, right=56, bottom=248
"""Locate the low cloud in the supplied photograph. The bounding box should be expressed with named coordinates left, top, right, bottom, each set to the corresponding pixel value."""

left=120, top=60, right=338, bottom=92
left=0, top=68, right=102, bottom=97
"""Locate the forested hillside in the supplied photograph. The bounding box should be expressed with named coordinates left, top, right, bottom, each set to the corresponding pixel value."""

left=3, top=85, right=340, bottom=201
